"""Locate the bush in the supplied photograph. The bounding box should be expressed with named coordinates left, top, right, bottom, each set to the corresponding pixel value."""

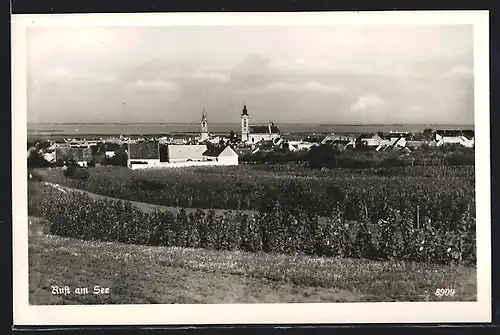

left=64, top=166, right=90, bottom=181
left=29, top=182, right=476, bottom=266
left=27, top=151, right=49, bottom=168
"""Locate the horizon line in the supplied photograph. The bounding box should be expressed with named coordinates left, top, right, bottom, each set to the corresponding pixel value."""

left=28, top=122, right=475, bottom=126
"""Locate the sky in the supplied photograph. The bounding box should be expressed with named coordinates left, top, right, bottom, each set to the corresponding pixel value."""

left=27, top=24, right=474, bottom=124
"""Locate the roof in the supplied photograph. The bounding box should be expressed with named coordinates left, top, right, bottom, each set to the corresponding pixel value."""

left=128, top=142, right=159, bottom=159
left=357, top=133, right=376, bottom=139
left=436, top=130, right=475, bottom=138
left=55, top=147, right=92, bottom=162
left=384, top=132, right=411, bottom=139
left=250, top=125, right=280, bottom=134
left=304, top=135, right=326, bottom=143
left=461, top=130, right=475, bottom=139
left=333, top=140, right=352, bottom=145
left=203, top=146, right=226, bottom=157
left=203, top=145, right=237, bottom=157
left=167, top=144, right=207, bottom=160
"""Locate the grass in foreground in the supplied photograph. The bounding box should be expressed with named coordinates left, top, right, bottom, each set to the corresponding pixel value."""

left=29, top=217, right=476, bottom=305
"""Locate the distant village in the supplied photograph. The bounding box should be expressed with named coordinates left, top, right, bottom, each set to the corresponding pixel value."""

left=28, top=104, right=475, bottom=170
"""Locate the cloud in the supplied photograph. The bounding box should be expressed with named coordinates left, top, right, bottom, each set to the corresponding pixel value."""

left=192, top=71, right=229, bottom=82
left=32, top=66, right=117, bottom=82
left=270, top=59, right=334, bottom=73
left=134, top=80, right=178, bottom=90
left=241, top=81, right=342, bottom=94
left=351, top=94, right=385, bottom=111
left=444, top=65, right=474, bottom=78
left=233, top=54, right=271, bottom=73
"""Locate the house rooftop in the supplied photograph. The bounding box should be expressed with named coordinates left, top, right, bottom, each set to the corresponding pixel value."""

left=333, top=140, right=352, bottom=145
left=202, top=146, right=227, bottom=157
left=128, top=141, right=159, bottom=159
left=167, top=144, right=207, bottom=161
left=250, top=125, right=280, bottom=134
left=357, top=133, right=376, bottom=139
left=436, top=130, right=475, bottom=139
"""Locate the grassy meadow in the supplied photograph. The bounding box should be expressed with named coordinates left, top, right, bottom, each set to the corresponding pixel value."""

left=29, top=216, right=476, bottom=304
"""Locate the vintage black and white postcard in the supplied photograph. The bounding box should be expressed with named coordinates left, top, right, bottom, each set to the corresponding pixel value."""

left=12, top=10, right=491, bottom=325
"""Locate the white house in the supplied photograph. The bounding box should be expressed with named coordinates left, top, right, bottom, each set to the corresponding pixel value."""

left=127, top=141, right=161, bottom=169
left=435, top=130, right=474, bottom=148
left=42, top=152, right=56, bottom=163
left=321, top=134, right=357, bottom=145
left=128, top=143, right=240, bottom=169
left=287, top=141, right=318, bottom=151
left=202, top=146, right=239, bottom=166
left=164, top=144, right=208, bottom=163
left=357, top=133, right=387, bottom=147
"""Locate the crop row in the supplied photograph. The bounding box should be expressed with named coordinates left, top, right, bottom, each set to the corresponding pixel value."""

left=28, top=181, right=476, bottom=265
left=33, top=165, right=476, bottom=232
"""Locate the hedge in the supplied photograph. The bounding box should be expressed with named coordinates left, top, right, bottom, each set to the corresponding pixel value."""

left=28, top=182, right=476, bottom=266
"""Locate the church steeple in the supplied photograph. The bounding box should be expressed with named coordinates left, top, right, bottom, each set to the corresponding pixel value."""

left=241, top=104, right=249, bottom=116
left=200, top=108, right=209, bottom=142
left=241, top=103, right=249, bottom=142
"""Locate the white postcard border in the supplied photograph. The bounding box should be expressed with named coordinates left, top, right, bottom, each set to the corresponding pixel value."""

left=12, top=10, right=491, bottom=325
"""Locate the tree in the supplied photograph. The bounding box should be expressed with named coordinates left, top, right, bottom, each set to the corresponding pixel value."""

left=27, top=150, right=50, bottom=168
left=229, top=130, right=239, bottom=144
left=307, top=144, right=335, bottom=169
left=423, top=128, right=434, bottom=141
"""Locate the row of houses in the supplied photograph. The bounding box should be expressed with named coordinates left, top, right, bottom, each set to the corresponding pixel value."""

left=243, top=129, right=475, bottom=156
left=34, top=138, right=122, bottom=167
left=314, top=130, right=475, bottom=151
left=30, top=127, right=474, bottom=169
left=127, top=142, right=239, bottom=169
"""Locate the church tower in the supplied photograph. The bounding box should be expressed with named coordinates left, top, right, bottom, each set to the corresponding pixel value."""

left=200, top=109, right=209, bottom=142
left=241, top=104, right=249, bottom=142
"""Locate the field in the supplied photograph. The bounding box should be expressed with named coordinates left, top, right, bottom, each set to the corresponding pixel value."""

left=28, top=162, right=477, bottom=303
left=29, top=216, right=476, bottom=304
left=32, top=164, right=475, bottom=225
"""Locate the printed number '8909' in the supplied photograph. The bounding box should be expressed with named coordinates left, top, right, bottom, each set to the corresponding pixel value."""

left=435, top=289, right=455, bottom=297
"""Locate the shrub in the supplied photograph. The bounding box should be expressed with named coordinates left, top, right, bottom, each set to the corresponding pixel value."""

left=27, top=150, right=50, bottom=168
left=29, top=183, right=476, bottom=266
left=64, top=166, right=90, bottom=181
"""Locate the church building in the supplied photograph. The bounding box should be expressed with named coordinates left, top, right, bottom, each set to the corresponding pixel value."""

left=240, top=104, right=281, bottom=144
left=200, top=109, right=209, bottom=142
